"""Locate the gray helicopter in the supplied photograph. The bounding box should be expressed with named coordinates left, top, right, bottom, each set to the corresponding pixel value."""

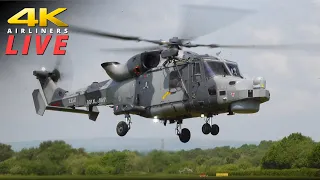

left=32, top=24, right=273, bottom=143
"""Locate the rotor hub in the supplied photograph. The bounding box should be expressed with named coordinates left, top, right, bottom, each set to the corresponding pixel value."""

left=50, top=69, right=61, bottom=82
left=169, top=37, right=181, bottom=44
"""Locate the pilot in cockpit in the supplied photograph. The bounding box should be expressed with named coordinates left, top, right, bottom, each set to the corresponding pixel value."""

left=230, top=67, right=238, bottom=76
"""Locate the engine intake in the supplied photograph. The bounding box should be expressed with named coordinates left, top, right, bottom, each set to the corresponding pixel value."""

left=101, top=51, right=161, bottom=82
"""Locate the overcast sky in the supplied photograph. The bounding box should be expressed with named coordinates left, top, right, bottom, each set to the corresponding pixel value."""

left=1, top=0, right=320, bottom=143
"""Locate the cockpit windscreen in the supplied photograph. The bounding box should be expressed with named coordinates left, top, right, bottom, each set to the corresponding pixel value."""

left=226, top=63, right=243, bottom=78
left=203, top=60, right=230, bottom=78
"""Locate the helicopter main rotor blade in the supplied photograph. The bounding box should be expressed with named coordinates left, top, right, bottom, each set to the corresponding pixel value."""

left=177, top=4, right=254, bottom=40
left=183, top=43, right=320, bottom=50
left=100, top=45, right=162, bottom=53
left=69, top=25, right=169, bottom=46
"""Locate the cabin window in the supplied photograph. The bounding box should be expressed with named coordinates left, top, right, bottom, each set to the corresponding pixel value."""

left=169, top=70, right=182, bottom=89
left=203, top=61, right=230, bottom=78
left=193, top=63, right=201, bottom=82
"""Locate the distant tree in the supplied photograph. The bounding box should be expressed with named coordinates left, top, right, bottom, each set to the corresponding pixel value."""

left=100, top=151, right=128, bottom=174
left=1, top=133, right=319, bottom=176
left=16, top=147, right=38, bottom=161
left=76, top=148, right=87, bottom=156
left=308, top=143, right=320, bottom=168
left=261, top=133, right=315, bottom=169
left=85, top=165, right=104, bottom=175
left=39, top=141, right=53, bottom=151
left=0, top=143, right=14, bottom=162
left=38, top=140, right=74, bottom=163
left=63, top=154, right=87, bottom=175
left=0, top=158, right=15, bottom=174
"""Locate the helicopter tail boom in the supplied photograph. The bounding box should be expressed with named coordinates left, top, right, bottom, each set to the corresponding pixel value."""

left=32, top=88, right=99, bottom=120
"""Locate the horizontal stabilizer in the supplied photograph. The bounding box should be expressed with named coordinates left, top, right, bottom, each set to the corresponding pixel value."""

left=32, top=89, right=100, bottom=121
left=45, top=106, right=99, bottom=121
left=32, top=89, right=47, bottom=116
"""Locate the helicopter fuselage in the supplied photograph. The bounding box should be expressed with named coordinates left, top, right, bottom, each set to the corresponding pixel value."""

left=42, top=51, right=269, bottom=122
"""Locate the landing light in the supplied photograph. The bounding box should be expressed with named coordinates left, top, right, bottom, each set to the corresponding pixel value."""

left=153, top=116, right=159, bottom=123
left=41, top=67, right=46, bottom=71
left=201, top=114, right=205, bottom=118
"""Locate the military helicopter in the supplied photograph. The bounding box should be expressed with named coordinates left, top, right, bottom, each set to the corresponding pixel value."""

left=32, top=29, right=272, bottom=143
left=32, top=5, right=316, bottom=143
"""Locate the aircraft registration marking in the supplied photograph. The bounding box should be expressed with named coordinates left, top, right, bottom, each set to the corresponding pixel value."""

left=87, top=97, right=107, bottom=105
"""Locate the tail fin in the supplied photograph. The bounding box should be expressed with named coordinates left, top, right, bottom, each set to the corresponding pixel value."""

left=32, top=89, right=47, bottom=116
left=32, top=70, right=67, bottom=105
left=32, top=70, right=100, bottom=120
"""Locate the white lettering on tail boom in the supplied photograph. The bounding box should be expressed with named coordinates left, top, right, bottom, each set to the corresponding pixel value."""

left=68, top=97, right=76, bottom=104
left=87, top=97, right=106, bottom=105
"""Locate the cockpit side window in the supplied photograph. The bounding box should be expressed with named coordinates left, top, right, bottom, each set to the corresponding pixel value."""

left=226, top=63, right=243, bottom=78
left=193, top=63, right=200, bottom=74
left=169, top=70, right=182, bottom=89
left=204, top=61, right=230, bottom=78
left=193, top=62, right=201, bottom=82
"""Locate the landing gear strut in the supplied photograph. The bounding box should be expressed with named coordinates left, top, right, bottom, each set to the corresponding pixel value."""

left=175, top=120, right=191, bottom=143
left=116, top=114, right=132, bottom=137
left=202, top=116, right=219, bottom=136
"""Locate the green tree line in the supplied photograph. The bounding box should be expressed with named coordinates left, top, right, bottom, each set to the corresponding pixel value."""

left=0, top=132, right=320, bottom=176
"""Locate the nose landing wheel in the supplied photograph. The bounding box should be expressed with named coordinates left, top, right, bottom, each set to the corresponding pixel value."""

left=202, top=116, right=219, bottom=136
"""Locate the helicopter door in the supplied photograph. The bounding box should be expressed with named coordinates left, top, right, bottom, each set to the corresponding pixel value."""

left=188, top=62, right=208, bottom=109
left=136, top=72, right=153, bottom=107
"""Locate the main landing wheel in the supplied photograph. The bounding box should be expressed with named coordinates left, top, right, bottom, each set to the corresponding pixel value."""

left=202, top=116, right=220, bottom=136
left=211, top=124, right=219, bottom=136
left=116, top=121, right=129, bottom=137
left=202, top=123, right=211, bottom=135
left=179, top=128, right=191, bottom=143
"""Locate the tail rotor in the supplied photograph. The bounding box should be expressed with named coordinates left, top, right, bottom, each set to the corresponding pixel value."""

left=36, top=55, right=74, bottom=90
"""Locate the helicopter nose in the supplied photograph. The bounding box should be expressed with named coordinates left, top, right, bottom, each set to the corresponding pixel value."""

left=253, top=77, right=266, bottom=89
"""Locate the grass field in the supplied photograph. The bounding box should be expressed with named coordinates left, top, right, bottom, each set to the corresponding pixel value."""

left=1, top=175, right=320, bottom=180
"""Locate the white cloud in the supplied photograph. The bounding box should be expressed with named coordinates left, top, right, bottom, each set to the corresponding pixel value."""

left=299, top=25, right=320, bottom=36
left=274, top=89, right=320, bottom=114
left=312, top=0, right=320, bottom=6
left=247, top=27, right=283, bottom=44
left=298, top=24, right=320, bottom=43
left=250, top=52, right=292, bottom=77
left=294, top=55, right=320, bottom=78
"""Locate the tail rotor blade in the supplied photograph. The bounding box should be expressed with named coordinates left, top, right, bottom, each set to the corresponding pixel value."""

left=55, top=54, right=74, bottom=90
left=54, top=55, right=63, bottom=70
